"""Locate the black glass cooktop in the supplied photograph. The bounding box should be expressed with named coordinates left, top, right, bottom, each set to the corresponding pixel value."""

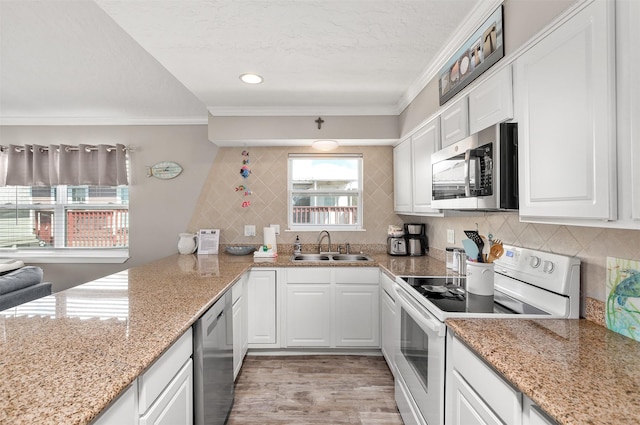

left=400, top=276, right=548, bottom=315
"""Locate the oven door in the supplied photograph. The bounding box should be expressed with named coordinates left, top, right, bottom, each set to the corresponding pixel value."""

left=395, top=284, right=446, bottom=425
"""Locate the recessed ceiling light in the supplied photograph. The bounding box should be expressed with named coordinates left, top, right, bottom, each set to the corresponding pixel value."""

left=311, top=140, right=339, bottom=151
left=239, top=73, right=263, bottom=84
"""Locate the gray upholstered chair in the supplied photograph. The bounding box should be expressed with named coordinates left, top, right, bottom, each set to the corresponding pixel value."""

left=0, top=266, right=52, bottom=311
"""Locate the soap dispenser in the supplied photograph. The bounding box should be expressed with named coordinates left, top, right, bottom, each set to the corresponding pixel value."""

left=294, top=235, right=302, bottom=254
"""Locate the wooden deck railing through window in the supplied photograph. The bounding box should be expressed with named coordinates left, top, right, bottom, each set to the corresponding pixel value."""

left=66, top=210, right=129, bottom=247
left=292, top=206, right=357, bottom=225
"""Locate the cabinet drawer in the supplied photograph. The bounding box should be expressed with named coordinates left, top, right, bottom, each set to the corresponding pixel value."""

left=287, top=267, right=331, bottom=284
left=139, top=328, right=193, bottom=414
left=452, top=337, right=521, bottom=425
left=334, top=267, right=379, bottom=284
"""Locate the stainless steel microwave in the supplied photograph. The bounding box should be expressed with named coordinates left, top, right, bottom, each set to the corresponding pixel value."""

left=431, top=122, right=518, bottom=210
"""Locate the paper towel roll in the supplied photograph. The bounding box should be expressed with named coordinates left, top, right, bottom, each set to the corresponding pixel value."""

left=263, top=227, right=277, bottom=253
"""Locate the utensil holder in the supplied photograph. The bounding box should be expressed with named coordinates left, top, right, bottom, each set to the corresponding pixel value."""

left=466, top=261, right=494, bottom=295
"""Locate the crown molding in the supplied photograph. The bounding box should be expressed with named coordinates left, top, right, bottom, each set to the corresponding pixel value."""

left=211, top=138, right=398, bottom=147
left=207, top=105, right=398, bottom=117
left=395, top=0, right=504, bottom=114
left=0, top=115, right=208, bottom=126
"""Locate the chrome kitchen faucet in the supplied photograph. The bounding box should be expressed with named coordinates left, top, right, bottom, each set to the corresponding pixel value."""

left=317, top=230, right=332, bottom=254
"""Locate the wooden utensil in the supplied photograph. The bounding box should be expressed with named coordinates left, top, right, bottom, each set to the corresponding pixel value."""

left=488, top=240, right=504, bottom=263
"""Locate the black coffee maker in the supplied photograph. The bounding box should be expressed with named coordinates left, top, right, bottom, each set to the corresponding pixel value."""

left=404, top=223, right=428, bottom=256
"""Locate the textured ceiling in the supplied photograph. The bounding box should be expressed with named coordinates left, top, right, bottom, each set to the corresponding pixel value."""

left=0, top=0, right=484, bottom=123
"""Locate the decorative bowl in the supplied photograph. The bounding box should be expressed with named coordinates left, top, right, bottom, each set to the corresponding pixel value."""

left=225, top=245, right=257, bottom=256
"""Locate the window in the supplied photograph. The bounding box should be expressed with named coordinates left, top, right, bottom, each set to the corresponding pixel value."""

left=288, top=154, right=363, bottom=230
left=0, top=185, right=129, bottom=256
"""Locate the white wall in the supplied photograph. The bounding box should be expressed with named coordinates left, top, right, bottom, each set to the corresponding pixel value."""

left=0, top=124, right=216, bottom=292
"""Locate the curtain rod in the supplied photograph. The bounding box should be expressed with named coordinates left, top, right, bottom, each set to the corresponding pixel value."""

left=0, top=145, right=133, bottom=153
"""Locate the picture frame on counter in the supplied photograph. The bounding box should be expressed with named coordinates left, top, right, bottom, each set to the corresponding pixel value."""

left=438, top=5, right=504, bottom=105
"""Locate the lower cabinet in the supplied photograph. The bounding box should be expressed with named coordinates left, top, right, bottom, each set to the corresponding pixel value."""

left=380, top=272, right=397, bottom=376
left=247, top=269, right=278, bottom=347
left=283, top=267, right=380, bottom=348
left=93, top=329, right=193, bottom=425
left=140, top=360, right=193, bottom=425
left=232, top=273, right=249, bottom=380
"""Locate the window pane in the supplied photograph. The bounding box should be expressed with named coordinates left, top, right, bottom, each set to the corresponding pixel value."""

left=0, top=186, right=55, bottom=205
left=66, top=186, right=128, bottom=205
left=291, top=159, right=359, bottom=190
left=291, top=195, right=359, bottom=225
left=0, top=208, right=54, bottom=248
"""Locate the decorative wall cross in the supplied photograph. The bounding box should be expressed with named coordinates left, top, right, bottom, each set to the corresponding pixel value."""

left=315, top=117, right=324, bottom=129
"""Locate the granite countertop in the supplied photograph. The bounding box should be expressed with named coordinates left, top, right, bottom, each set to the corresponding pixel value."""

left=0, top=251, right=446, bottom=425
left=447, top=318, right=640, bottom=425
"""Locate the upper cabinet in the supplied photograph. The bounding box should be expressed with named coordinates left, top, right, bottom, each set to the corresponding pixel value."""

left=394, top=116, right=442, bottom=216
left=393, top=138, right=413, bottom=214
left=469, top=66, right=513, bottom=134
left=440, top=96, right=469, bottom=147
left=514, top=0, right=616, bottom=221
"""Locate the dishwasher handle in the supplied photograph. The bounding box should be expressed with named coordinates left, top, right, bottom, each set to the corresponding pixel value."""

left=207, top=311, right=224, bottom=336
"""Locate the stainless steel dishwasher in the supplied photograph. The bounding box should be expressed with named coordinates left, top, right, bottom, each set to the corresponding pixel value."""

left=194, top=291, right=234, bottom=425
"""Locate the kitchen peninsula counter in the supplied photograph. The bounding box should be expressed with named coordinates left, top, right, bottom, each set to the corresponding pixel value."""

left=446, top=318, right=640, bottom=425
left=0, top=252, right=445, bottom=425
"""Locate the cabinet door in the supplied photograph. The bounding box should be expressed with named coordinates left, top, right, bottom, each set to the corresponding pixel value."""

left=469, top=66, right=513, bottom=134
left=412, top=118, right=440, bottom=213
left=440, top=96, right=469, bottom=147
left=140, top=360, right=193, bottom=425
left=93, top=384, right=138, bottom=425
left=335, top=285, right=380, bottom=347
left=232, top=296, right=243, bottom=380
left=514, top=0, right=616, bottom=220
left=380, top=286, right=396, bottom=375
left=447, top=370, right=505, bottom=425
left=285, top=284, right=332, bottom=347
left=394, top=138, right=413, bottom=213
left=247, top=270, right=277, bottom=345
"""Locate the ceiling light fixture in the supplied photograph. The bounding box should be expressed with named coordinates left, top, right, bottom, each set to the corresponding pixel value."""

left=239, top=73, right=263, bottom=84
left=311, top=140, right=339, bottom=151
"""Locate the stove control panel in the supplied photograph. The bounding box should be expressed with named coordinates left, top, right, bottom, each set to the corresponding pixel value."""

left=494, top=245, right=580, bottom=297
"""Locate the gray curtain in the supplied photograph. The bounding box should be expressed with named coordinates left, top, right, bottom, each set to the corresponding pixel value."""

left=1, top=144, right=128, bottom=186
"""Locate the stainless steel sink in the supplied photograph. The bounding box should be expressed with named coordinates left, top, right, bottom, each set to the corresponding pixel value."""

left=291, top=254, right=331, bottom=261
left=290, top=253, right=373, bottom=262
left=331, top=254, right=372, bottom=261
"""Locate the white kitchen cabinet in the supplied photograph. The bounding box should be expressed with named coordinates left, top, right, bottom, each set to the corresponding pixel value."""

left=380, top=272, right=397, bottom=376
left=247, top=269, right=278, bottom=346
left=140, top=359, right=193, bottom=425
left=138, top=329, right=193, bottom=425
left=394, top=117, right=442, bottom=216
left=92, top=383, right=138, bottom=425
left=448, top=370, right=505, bottom=425
left=411, top=117, right=441, bottom=213
left=514, top=0, right=616, bottom=221
left=523, top=397, right=558, bottom=425
left=469, top=66, right=513, bottom=134
left=440, top=96, right=469, bottom=147
left=446, top=334, right=521, bottom=425
left=232, top=274, right=248, bottom=380
left=283, top=267, right=380, bottom=348
left=616, top=0, right=640, bottom=227
left=286, top=284, right=332, bottom=347
left=335, top=284, right=379, bottom=347
left=393, top=137, right=413, bottom=213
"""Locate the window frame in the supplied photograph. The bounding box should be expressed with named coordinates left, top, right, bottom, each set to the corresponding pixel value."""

left=0, top=185, right=129, bottom=263
left=287, top=153, right=364, bottom=232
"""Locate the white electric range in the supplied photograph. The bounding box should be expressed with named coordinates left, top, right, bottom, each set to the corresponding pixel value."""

left=392, top=245, right=580, bottom=425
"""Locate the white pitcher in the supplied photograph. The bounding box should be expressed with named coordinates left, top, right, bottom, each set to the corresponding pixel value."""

left=178, top=233, right=198, bottom=254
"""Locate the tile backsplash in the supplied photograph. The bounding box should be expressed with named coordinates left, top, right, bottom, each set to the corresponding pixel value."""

left=189, top=146, right=403, bottom=248
left=406, top=213, right=640, bottom=304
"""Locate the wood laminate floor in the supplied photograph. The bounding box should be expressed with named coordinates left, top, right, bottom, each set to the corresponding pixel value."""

left=227, top=355, right=404, bottom=425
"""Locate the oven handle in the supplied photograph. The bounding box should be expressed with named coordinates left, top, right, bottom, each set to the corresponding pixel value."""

left=395, top=284, right=446, bottom=337
left=464, top=148, right=472, bottom=196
